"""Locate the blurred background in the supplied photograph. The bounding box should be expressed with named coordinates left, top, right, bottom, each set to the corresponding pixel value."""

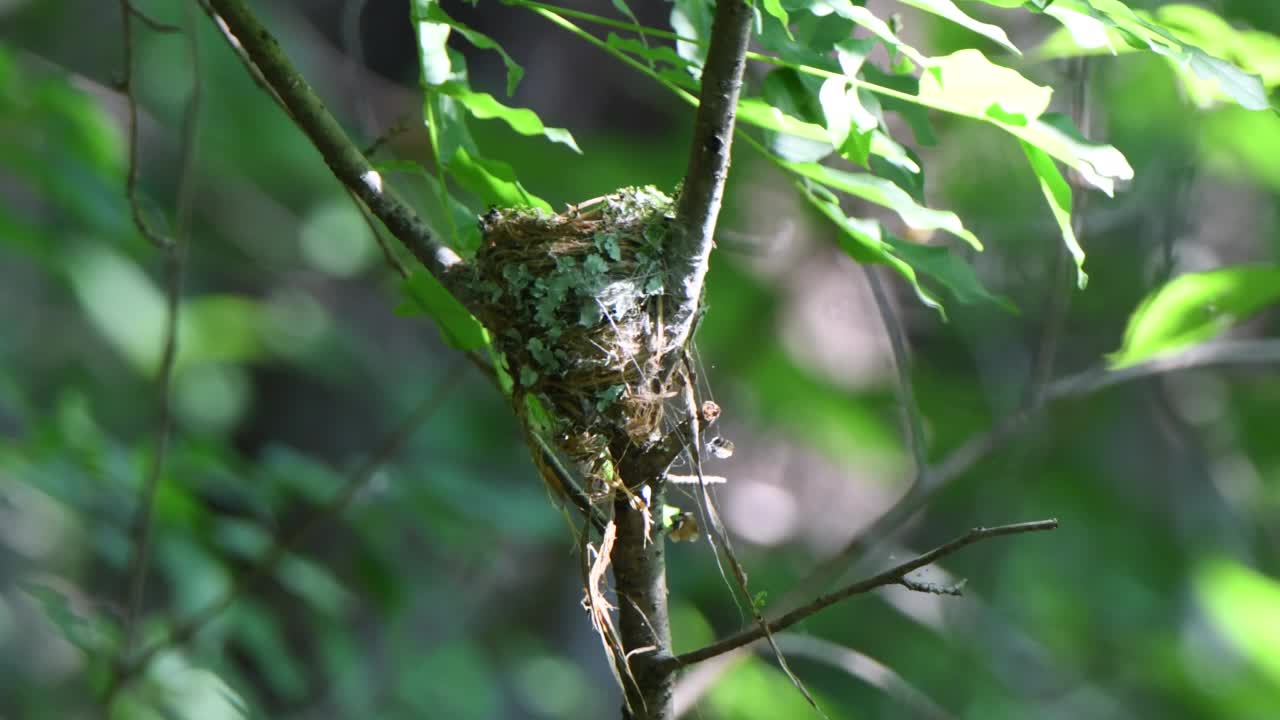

left=1, top=0, right=1279, bottom=718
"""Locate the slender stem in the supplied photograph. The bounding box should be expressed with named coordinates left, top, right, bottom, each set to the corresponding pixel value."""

left=664, top=520, right=1059, bottom=669
left=204, top=0, right=462, bottom=283
left=116, top=0, right=189, bottom=660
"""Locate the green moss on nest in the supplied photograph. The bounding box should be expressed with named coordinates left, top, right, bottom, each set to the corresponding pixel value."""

left=465, top=186, right=679, bottom=467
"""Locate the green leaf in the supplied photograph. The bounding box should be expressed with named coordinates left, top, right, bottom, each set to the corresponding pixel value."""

left=670, top=0, right=713, bottom=70
left=827, top=2, right=931, bottom=69
left=21, top=581, right=115, bottom=655
left=760, top=0, right=793, bottom=39
left=411, top=1, right=453, bottom=87
left=446, top=147, right=553, bottom=212
left=440, top=83, right=581, bottom=154
left=1020, top=141, right=1087, bottom=289
left=1110, top=265, right=1280, bottom=367
left=421, top=4, right=525, bottom=95
left=396, top=271, right=490, bottom=351
left=1196, top=559, right=1280, bottom=687
left=895, top=0, right=1020, bottom=55
left=1004, top=113, right=1133, bottom=196
left=1032, top=0, right=1273, bottom=111
left=919, top=49, right=1053, bottom=123
left=784, top=161, right=981, bottom=249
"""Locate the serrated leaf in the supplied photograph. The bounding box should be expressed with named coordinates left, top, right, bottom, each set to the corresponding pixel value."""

left=1110, top=265, right=1280, bottom=367
left=396, top=271, right=490, bottom=351
left=1004, top=113, right=1133, bottom=196
left=919, top=49, right=1053, bottom=123
left=896, top=0, right=1020, bottom=55
left=784, top=161, right=981, bottom=249
left=1021, top=141, right=1087, bottom=288
left=440, top=83, right=581, bottom=153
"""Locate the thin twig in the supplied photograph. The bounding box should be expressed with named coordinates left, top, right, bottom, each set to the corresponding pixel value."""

left=864, top=265, right=928, bottom=479
left=663, top=519, right=1059, bottom=669
left=105, top=362, right=464, bottom=700
left=798, top=338, right=1280, bottom=603
left=117, top=0, right=194, bottom=658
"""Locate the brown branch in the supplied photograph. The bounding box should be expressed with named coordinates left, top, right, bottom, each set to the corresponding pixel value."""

left=664, top=0, right=754, bottom=355
left=204, top=0, right=462, bottom=284
left=663, top=519, right=1059, bottom=669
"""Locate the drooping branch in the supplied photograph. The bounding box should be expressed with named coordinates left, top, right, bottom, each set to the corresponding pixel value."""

left=204, top=0, right=461, bottom=283
left=662, top=519, right=1059, bottom=669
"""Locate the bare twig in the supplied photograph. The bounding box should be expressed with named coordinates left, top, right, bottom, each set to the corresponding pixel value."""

left=105, top=362, right=464, bottom=701
left=662, top=519, right=1059, bottom=669
left=789, top=338, right=1280, bottom=612
left=204, top=0, right=462, bottom=283
left=117, top=0, right=195, bottom=659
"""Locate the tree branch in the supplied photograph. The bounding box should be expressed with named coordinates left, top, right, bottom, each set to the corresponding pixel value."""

left=664, top=0, right=753, bottom=355
left=104, top=363, right=464, bottom=703
left=204, top=0, right=462, bottom=283
left=663, top=519, right=1059, bottom=669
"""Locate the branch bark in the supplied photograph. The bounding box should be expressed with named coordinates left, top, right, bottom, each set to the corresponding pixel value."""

left=609, top=1, right=754, bottom=717
left=205, top=0, right=462, bottom=283
left=664, top=0, right=753, bottom=355
left=662, top=519, right=1059, bottom=669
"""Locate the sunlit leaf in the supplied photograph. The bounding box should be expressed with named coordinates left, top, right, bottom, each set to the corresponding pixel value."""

left=919, top=49, right=1053, bottom=123
left=1032, top=0, right=1273, bottom=111
left=1004, top=113, right=1133, bottom=196
left=1110, top=265, right=1280, bottom=367
left=115, top=652, right=248, bottom=720
left=1196, top=559, right=1280, bottom=686
left=896, top=0, right=1020, bottom=55
left=760, top=0, right=793, bottom=39
left=440, top=83, right=581, bottom=154
left=446, top=147, right=552, bottom=211
left=411, top=0, right=453, bottom=87
left=420, top=3, right=524, bottom=95
left=785, top=161, right=981, bottom=249
left=1021, top=141, right=1087, bottom=288
left=396, top=271, right=490, bottom=351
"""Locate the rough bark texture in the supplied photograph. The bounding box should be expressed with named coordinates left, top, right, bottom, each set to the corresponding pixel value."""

left=665, top=0, right=754, bottom=355
left=612, top=453, right=674, bottom=719
left=610, top=2, right=755, bottom=717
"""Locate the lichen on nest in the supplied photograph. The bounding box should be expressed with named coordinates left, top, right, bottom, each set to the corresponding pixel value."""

left=464, top=186, right=682, bottom=471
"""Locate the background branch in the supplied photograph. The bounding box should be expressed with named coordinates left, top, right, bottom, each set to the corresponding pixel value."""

left=205, top=0, right=462, bottom=283
left=664, top=519, right=1059, bottom=669
left=104, top=362, right=464, bottom=702
left=116, top=0, right=195, bottom=660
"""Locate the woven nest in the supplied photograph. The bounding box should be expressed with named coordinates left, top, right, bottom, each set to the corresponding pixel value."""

left=465, top=186, right=682, bottom=472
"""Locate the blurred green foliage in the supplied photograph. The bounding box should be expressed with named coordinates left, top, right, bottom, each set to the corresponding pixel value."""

left=1, top=0, right=1279, bottom=719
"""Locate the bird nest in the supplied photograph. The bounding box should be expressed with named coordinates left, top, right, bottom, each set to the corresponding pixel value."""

left=464, top=186, right=683, bottom=475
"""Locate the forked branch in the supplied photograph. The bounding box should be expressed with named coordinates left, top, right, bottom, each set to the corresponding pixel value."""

left=661, top=519, right=1059, bottom=670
